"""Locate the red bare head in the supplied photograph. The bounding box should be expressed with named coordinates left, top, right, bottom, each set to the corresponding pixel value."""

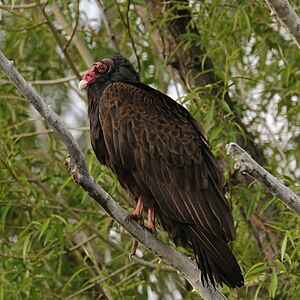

left=78, top=58, right=115, bottom=90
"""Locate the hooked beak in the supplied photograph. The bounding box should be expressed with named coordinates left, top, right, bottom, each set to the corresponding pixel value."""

left=78, top=80, right=88, bottom=91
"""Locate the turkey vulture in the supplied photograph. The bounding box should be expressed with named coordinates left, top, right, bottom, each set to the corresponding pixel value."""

left=79, top=56, right=244, bottom=288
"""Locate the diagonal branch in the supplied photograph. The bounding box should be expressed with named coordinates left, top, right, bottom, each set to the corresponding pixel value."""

left=264, top=0, right=300, bottom=49
left=0, top=50, right=227, bottom=300
left=227, top=143, right=300, bottom=214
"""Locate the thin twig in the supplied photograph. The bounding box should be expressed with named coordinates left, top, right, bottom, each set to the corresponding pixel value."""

left=0, top=22, right=47, bottom=32
left=0, top=72, right=86, bottom=86
left=95, top=0, right=120, bottom=53
left=39, top=3, right=82, bottom=80
left=63, top=0, right=80, bottom=51
left=10, top=127, right=89, bottom=139
left=69, top=234, right=98, bottom=252
left=51, top=1, right=94, bottom=67
left=115, top=0, right=141, bottom=73
left=0, top=3, right=38, bottom=9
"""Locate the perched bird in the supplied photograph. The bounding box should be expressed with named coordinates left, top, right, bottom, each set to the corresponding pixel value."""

left=79, top=55, right=244, bottom=288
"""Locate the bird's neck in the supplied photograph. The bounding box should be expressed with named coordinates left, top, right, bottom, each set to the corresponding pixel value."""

left=87, top=80, right=111, bottom=114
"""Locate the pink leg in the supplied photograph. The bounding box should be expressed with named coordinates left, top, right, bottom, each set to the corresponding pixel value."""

left=133, top=196, right=143, bottom=217
left=146, top=208, right=156, bottom=233
left=126, top=196, right=143, bottom=220
left=129, top=208, right=155, bottom=258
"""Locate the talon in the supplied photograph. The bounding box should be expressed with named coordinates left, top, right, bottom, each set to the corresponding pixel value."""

left=146, top=207, right=156, bottom=235
left=125, top=212, right=141, bottom=222
left=125, top=196, right=143, bottom=222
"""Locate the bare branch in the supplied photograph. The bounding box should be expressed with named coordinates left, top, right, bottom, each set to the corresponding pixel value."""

left=227, top=143, right=300, bottom=214
left=115, top=0, right=141, bottom=73
left=0, top=50, right=227, bottom=300
left=0, top=72, right=86, bottom=86
left=0, top=3, right=38, bottom=9
left=265, top=0, right=300, bottom=49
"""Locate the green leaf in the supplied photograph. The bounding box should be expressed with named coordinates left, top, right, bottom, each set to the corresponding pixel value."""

left=274, top=259, right=286, bottom=273
left=269, top=268, right=278, bottom=299
left=23, top=232, right=33, bottom=260
left=0, top=206, right=10, bottom=233
left=245, top=262, right=268, bottom=279
left=38, top=218, right=51, bottom=241
left=63, top=267, right=90, bottom=292
left=254, top=282, right=264, bottom=300
left=51, top=214, right=68, bottom=226
left=281, top=233, right=288, bottom=262
left=219, top=100, right=232, bottom=115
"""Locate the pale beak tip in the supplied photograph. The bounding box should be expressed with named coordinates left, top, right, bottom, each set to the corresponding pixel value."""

left=78, top=80, right=88, bottom=91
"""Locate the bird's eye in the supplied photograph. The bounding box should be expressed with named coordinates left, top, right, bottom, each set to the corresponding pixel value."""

left=94, top=62, right=108, bottom=74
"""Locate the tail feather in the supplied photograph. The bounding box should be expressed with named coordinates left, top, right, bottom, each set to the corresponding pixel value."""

left=164, top=219, right=244, bottom=288
left=189, top=225, right=244, bottom=288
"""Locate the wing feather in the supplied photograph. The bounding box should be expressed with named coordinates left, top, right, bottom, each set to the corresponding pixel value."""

left=99, top=82, right=235, bottom=241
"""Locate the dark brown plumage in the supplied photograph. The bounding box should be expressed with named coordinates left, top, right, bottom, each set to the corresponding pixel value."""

left=79, top=56, right=244, bottom=288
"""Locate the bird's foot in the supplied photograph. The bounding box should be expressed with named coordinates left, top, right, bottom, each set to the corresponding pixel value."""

left=125, top=212, right=142, bottom=222
left=125, top=196, right=143, bottom=222
left=145, top=222, right=157, bottom=236
left=146, top=207, right=156, bottom=236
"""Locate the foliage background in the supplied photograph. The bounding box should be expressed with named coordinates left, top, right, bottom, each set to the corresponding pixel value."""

left=0, top=0, right=299, bottom=299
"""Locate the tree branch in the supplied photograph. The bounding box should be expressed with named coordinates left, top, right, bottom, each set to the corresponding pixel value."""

left=226, top=143, right=300, bottom=214
left=0, top=50, right=227, bottom=300
left=0, top=3, right=38, bottom=9
left=265, top=0, right=300, bottom=49
left=0, top=72, right=86, bottom=86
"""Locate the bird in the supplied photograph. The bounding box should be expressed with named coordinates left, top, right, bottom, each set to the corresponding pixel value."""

left=79, top=55, right=244, bottom=288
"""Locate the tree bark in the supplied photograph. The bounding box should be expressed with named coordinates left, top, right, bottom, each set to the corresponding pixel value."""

left=265, top=0, right=300, bottom=49
left=227, top=143, right=300, bottom=214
